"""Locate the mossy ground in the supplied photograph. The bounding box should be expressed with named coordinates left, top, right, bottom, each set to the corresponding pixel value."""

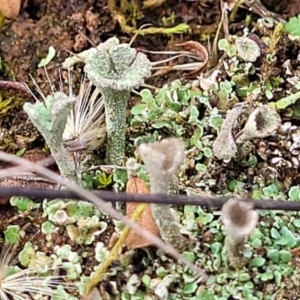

left=1, top=1, right=300, bottom=299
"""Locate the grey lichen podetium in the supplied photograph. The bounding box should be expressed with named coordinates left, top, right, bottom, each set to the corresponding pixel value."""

left=213, top=104, right=247, bottom=162
left=84, top=37, right=152, bottom=164
left=221, top=198, right=258, bottom=268
left=137, top=138, right=192, bottom=252
left=24, top=87, right=77, bottom=182
left=235, top=104, right=281, bottom=143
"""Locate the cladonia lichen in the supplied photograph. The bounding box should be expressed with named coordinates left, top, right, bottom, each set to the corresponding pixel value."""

left=138, top=138, right=192, bottom=252
left=236, top=104, right=281, bottom=143
left=213, top=104, right=246, bottom=162
left=221, top=198, right=258, bottom=268
left=84, top=37, right=152, bottom=164
left=24, top=86, right=77, bottom=182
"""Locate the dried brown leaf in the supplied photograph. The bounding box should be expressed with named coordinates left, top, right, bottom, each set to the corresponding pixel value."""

left=143, top=0, right=166, bottom=9
left=0, top=81, right=31, bottom=99
left=0, top=0, right=21, bottom=19
left=125, top=177, right=160, bottom=249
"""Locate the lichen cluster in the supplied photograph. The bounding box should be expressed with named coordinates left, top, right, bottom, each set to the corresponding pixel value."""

left=4, top=9, right=300, bottom=300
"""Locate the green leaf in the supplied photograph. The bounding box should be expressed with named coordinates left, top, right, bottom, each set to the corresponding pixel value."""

left=208, top=113, right=223, bottom=130
left=97, top=172, right=113, bottom=188
left=38, top=46, right=56, bottom=67
left=295, top=81, right=300, bottom=90
left=260, top=272, right=273, bottom=281
left=250, top=228, right=263, bottom=240
left=15, top=148, right=26, bottom=156
left=4, top=225, right=20, bottom=243
left=238, top=273, right=251, bottom=282
left=141, top=274, right=151, bottom=287
left=196, top=163, right=207, bottom=172
left=188, top=105, right=199, bottom=124
left=218, top=38, right=236, bottom=57
left=280, top=264, right=293, bottom=276
left=184, top=282, right=198, bottom=294
left=152, top=121, right=172, bottom=129
left=82, top=173, right=95, bottom=189
left=10, top=196, right=40, bottom=212
left=227, top=179, right=245, bottom=192
left=262, top=182, right=282, bottom=197
left=190, top=125, right=204, bottom=146
left=293, top=219, right=300, bottom=228
left=41, top=221, right=56, bottom=234
left=211, top=242, right=221, bottom=255
left=288, top=185, right=300, bottom=201
left=18, top=242, right=35, bottom=267
left=197, top=289, right=215, bottom=300
left=140, top=89, right=158, bottom=109
left=267, top=249, right=279, bottom=263
left=165, top=90, right=182, bottom=111
left=274, top=270, right=282, bottom=286
left=279, top=250, right=292, bottom=263
left=284, top=15, right=300, bottom=36
left=156, top=266, right=168, bottom=278
left=275, top=226, right=297, bottom=248
left=265, top=81, right=273, bottom=100
left=250, top=257, right=265, bottom=267
left=121, top=292, right=131, bottom=300
left=182, top=251, right=196, bottom=263
left=269, top=90, right=300, bottom=110
left=270, top=227, right=281, bottom=240
left=197, top=211, right=214, bottom=225
left=131, top=104, right=149, bottom=116
left=251, top=238, right=262, bottom=249
left=203, top=147, right=213, bottom=158
left=265, top=89, right=273, bottom=100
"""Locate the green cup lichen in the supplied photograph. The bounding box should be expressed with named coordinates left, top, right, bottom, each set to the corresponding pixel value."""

left=84, top=38, right=151, bottom=164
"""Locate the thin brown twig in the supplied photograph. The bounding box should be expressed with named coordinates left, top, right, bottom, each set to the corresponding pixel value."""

left=0, top=186, right=300, bottom=212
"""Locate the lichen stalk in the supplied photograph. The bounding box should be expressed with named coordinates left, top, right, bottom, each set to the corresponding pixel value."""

left=102, top=89, right=129, bottom=164
left=138, top=138, right=192, bottom=252
left=221, top=198, right=258, bottom=268
left=24, top=92, right=78, bottom=182
left=84, top=38, right=151, bottom=164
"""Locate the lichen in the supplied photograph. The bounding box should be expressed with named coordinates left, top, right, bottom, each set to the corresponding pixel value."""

left=138, top=138, right=193, bottom=252
left=235, top=36, right=261, bottom=62
left=24, top=90, right=77, bottom=181
left=213, top=104, right=246, bottom=161
left=84, top=38, right=151, bottom=164
left=221, top=198, right=258, bottom=268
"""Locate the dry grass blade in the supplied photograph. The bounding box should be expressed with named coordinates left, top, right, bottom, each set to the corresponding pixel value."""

left=26, top=68, right=106, bottom=177
left=84, top=203, right=148, bottom=295
left=145, top=43, right=208, bottom=78
left=0, top=151, right=208, bottom=284
left=63, top=80, right=106, bottom=153
left=175, top=41, right=209, bottom=77
left=0, top=243, right=74, bottom=300
left=62, top=79, right=106, bottom=177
